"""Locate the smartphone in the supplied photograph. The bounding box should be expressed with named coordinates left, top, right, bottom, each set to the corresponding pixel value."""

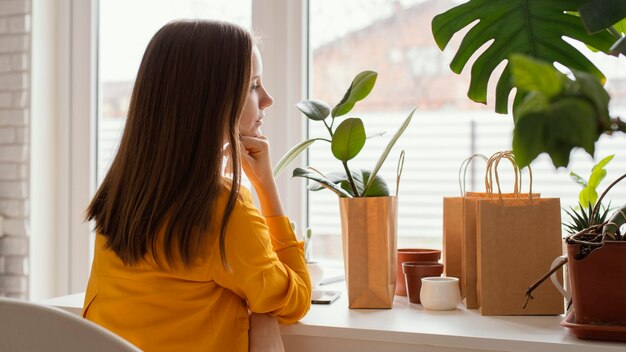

left=311, top=289, right=341, bottom=304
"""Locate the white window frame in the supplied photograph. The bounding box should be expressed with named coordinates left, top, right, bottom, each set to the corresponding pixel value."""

left=252, top=0, right=309, bottom=230
left=32, top=0, right=308, bottom=298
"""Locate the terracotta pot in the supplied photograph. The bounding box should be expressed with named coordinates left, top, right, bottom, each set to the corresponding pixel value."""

left=402, top=261, right=444, bottom=304
left=395, top=249, right=441, bottom=296
left=567, top=241, right=626, bottom=326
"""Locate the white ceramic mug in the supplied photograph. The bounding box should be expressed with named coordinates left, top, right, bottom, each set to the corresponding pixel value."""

left=307, top=262, right=325, bottom=287
left=420, top=277, right=460, bottom=310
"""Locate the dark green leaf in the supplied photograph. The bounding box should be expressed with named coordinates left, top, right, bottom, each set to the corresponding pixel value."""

left=292, top=168, right=353, bottom=198
left=569, top=71, right=611, bottom=129
left=431, top=0, right=615, bottom=114
left=578, top=0, right=626, bottom=33
left=513, top=97, right=599, bottom=168
left=308, top=171, right=348, bottom=192
left=332, top=71, right=378, bottom=117
left=307, top=169, right=389, bottom=197
left=331, top=118, right=366, bottom=161
left=296, top=99, right=331, bottom=121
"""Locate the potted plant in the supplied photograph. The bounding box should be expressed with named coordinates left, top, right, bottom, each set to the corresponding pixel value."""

left=274, top=71, right=414, bottom=308
left=431, top=0, right=626, bottom=336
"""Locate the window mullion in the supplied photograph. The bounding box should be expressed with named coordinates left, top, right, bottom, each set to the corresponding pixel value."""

left=252, top=0, right=308, bottom=231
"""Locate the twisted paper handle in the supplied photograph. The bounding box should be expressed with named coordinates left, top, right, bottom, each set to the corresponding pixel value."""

left=484, top=151, right=533, bottom=201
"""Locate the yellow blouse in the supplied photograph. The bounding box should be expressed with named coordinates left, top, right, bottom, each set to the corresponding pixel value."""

left=82, top=186, right=311, bottom=351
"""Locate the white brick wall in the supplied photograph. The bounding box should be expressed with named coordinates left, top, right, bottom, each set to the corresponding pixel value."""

left=0, top=0, right=29, bottom=299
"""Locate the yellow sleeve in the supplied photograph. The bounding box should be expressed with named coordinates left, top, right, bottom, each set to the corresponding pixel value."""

left=211, top=189, right=312, bottom=324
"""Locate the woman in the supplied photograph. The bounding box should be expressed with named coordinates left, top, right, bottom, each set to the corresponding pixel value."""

left=82, top=19, right=311, bottom=351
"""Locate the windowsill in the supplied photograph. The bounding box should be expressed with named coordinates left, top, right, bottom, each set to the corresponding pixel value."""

left=42, top=284, right=625, bottom=352
left=283, top=281, right=625, bottom=352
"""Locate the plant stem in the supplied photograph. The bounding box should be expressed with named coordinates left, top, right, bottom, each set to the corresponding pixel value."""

left=592, top=172, right=626, bottom=223
left=323, top=119, right=359, bottom=197
left=323, top=120, right=334, bottom=138
left=523, top=256, right=568, bottom=309
left=342, top=161, right=360, bottom=197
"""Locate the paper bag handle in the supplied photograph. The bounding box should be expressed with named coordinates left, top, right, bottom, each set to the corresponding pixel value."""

left=485, top=151, right=533, bottom=201
left=458, top=154, right=488, bottom=196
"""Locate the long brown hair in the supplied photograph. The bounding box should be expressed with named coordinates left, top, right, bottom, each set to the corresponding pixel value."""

left=86, top=20, right=252, bottom=268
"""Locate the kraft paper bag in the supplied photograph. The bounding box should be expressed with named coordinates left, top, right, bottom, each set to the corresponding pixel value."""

left=443, top=197, right=464, bottom=295
left=339, top=196, right=397, bottom=309
left=443, top=154, right=488, bottom=300
left=461, top=191, right=540, bottom=309
left=475, top=152, right=563, bottom=315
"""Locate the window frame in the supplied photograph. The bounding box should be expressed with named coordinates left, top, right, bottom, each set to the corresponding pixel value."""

left=34, top=0, right=309, bottom=297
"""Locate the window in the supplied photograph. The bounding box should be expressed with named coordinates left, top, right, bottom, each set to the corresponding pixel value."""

left=98, top=0, right=251, bottom=185
left=307, top=0, right=626, bottom=262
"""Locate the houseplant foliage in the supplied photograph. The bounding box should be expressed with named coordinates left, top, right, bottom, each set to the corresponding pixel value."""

left=432, top=1, right=626, bottom=246
left=564, top=155, right=614, bottom=235
left=274, top=71, right=414, bottom=308
left=436, top=0, right=626, bottom=331
left=273, top=70, right=414, bottom=198
left=431, top=0, right=626, bottom=168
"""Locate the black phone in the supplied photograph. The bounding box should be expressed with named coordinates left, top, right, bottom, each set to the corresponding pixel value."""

left=311, top=290, right=341, bottom=304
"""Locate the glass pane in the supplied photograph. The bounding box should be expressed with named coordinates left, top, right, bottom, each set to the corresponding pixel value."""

left=308, top=0, right=626, bottom=263
left=98, top=0, right=251, bottom=185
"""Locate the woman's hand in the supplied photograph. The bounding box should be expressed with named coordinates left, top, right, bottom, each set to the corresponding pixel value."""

left=239, top=135, right=285, bottom=217
left=239, top=135, right=274, bottom=190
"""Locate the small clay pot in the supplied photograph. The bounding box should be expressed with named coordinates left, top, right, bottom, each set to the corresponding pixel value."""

left=402, top=261, right=444, bottom=304
left=396, top=249, right=441, bottom=296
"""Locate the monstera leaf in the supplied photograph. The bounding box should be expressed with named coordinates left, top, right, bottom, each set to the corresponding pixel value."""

left=431, top=0, right=616, bottom=114
left=510, top=54, right=611, bottom=168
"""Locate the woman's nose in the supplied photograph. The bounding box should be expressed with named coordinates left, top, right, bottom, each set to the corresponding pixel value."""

left=261, top=91, right=273, bottom=110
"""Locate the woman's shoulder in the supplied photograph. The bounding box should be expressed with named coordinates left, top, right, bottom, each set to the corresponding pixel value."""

left=217, top=179, right=255, bottom=211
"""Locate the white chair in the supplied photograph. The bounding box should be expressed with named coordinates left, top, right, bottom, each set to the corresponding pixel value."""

left=0, top=297, right=141, bottom=352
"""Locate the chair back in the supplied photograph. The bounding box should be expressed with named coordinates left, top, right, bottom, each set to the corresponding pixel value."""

left=0, top=297, right=141, bottom=352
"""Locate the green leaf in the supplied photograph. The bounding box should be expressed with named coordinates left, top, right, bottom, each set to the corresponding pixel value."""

left=296, top=99, right=331, bottom=121
left=361, top=170, right=390, bottom=197
left=510, top=57, right=612, bottom=168
left=569, top=71, right=611, bottom=129
left=332, top=71, right=378, bottom=117
left=331, top=118, right=366, bottom=161
left=431, top=0, right=615, bottom=114
left=613, top=18, right=626, bottom=34
left=509, top=54, right=565, bottom=97
left=513, top=97, right=599, bottom=168
left=363, top=109, right=415, bottom=194
left=570, top=171, right=587, bottom=187
left=292, top=168, right=353, bottom=198
left=593, top=154, right=615, bottom=171
left=578, top=0, right=626, bottom=34
left=308, top=171, right=348, bottom=192
left=273, top=138, right=329, bottom=177
left=579, top=187, right=597, bottom=208
left=588, top=164, right=608, bottom=189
